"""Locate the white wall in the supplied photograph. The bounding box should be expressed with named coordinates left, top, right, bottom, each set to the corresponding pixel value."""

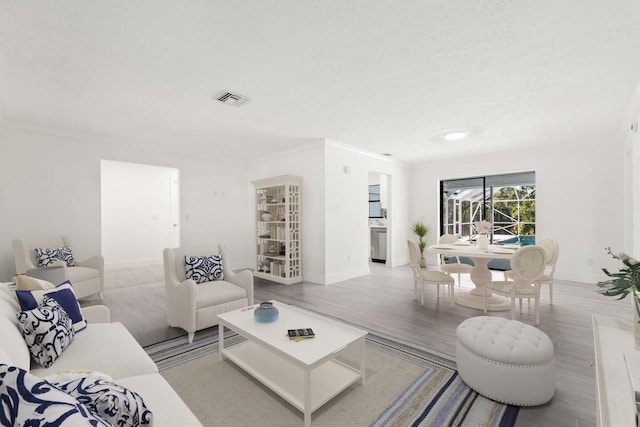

left=632, top=129, right=640, bottom=259
left=628, top=85, right=640, bottom=259
left=248, top=140, right=411, bottom=285
left=411, top=139, right=625, bottom=283
left=101, top=160, right=179, bottom=269
left=248, top=141, right=326, bottom=284
left=324, top=143, right=370, bottom=283
left=1, top=124, right=628, bottom=285
left=324, top=141, right=411, bottom=280
left=0, top=126, right=252, bottom=281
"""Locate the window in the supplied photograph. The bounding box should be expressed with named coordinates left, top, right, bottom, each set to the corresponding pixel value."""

left=439, top=172, right=535, bottom=243
left=369, top=184, right=383, bottom=218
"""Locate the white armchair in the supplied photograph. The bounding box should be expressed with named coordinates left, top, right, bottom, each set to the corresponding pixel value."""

left=163, top=245, right=253, bottom=343
left=12, top=235, right=104, bottom=300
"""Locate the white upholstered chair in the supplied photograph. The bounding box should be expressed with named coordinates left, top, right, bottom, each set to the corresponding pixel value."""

left=504, top=238, right=559, bottom=304
left=484, top=245, right=546, bottom=325
left=407, top=240, right=455, bottom=306
left=538, top=239, right=559, bottom=304
left=12, top=235, right=104, bottom=300
left=163, top=245, right=253, bottom=343
left=438, top=234, right=473, bottom=286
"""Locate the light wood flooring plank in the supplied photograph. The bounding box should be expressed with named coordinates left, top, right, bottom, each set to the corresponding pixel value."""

left=95, top=262, right=630, bottom=427
left=254, top=263, right=629, bottom=427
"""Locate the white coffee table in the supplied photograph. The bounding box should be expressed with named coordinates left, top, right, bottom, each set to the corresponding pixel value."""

left=217, top=301, right=367, bottom=427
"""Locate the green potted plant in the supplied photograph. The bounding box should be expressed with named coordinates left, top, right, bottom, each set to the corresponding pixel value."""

left=597, top=247, right=640, bottom=348
left=410, top=221, right=430, bottom=267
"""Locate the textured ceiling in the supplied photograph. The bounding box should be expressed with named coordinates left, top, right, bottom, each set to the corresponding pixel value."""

left=1, top=1, right=639, bottom=163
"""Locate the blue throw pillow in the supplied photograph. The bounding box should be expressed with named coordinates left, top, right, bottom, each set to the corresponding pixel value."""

left=16, top=281, right=87, bottom=332
left=16, top=296, right=75, bottom=368
left=0, top=364, right=111, bottom=426
left=185, top=254, right=224, bottom=284
left=34, top=245, right=77, bottom=267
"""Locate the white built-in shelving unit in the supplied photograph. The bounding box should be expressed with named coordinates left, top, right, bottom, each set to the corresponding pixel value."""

left=251, top=175, right=302, bottom=285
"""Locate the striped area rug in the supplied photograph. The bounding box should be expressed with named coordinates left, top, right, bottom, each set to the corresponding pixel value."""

left=144, top=327, right=519, bottom=427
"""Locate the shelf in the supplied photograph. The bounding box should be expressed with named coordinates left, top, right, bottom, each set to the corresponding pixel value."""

left=252, top=175, right=303, bottom=285
left=221, top=340, right=362, bottom=413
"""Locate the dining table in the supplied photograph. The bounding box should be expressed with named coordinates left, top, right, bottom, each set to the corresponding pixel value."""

left=426, top=242, right=520, bottom=311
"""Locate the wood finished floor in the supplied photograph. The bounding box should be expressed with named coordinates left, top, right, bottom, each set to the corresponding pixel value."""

left=91, top=262, right=629, bottom=427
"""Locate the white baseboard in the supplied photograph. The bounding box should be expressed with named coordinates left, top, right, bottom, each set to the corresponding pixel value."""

left=105, top=258, right=162, bottom=270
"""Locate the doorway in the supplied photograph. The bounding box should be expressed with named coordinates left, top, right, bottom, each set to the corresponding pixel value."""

left=368, top=172, right=390, bottom=264
left=101, top=160, right=180, bottom=269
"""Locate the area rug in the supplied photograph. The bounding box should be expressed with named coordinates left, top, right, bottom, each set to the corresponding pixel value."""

left=144, top=327, right=518, bottom=427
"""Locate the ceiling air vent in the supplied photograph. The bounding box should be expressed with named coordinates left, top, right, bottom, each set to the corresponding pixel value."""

left=214, top=91, right=251, bottom=107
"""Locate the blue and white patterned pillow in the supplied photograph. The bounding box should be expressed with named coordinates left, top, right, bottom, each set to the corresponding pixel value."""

left=34, top=245, right=77, bottom=267
left=185, top=254, right=224, bottom=284
left=50, top=373, right=154, bottom=427
left=16, top=281, right=88, bottom=332
left=0, top=364, right=112, bottom=426
left=16, top=296, right=75, bottom=368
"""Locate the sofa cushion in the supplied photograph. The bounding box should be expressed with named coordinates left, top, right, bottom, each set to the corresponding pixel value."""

left=29, top=322, right=159, bottom=380
left=0, top=285, right=31, bottom=370
left=0, top=347, right=13, bottom=367
left=13, top=274, right=55, bottom=291
left=48, top=371, right=154, bottom=427
left=16, top=296, right=75, bottom=368
left=185, top=254, right=224, bottom=284
left=118, top=374, right=202, bottom=427
left=35, top=245, right=77, bottom=267
left=67, top=266, right=101, bottom=283
left=16, top=281, right=87, bottom=332
left=0, top=364, right=112, bottom=426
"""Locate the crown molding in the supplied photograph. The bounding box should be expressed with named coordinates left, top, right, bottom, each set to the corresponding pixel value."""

left=0, top=119, right=247, bottom=165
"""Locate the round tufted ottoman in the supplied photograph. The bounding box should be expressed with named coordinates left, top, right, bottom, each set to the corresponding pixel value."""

left=456, top=316, right=555, bottom=406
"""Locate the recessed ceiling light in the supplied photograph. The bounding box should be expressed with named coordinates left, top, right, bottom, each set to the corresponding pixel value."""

left=443, top=132, right=468, bottom=141
left=382, top=153, right=393, bottom=157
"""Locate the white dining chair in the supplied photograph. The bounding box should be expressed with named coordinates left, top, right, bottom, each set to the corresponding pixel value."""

left=504, top=238, right=559, bottom=304
left=407, top=240, right=455, bottom=306
left=484, top=245, right=546, bottom=325
left=438, top=234, right=473, bottom=287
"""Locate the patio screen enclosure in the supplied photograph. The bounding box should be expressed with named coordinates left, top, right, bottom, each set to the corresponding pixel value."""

left=439, top=171, right=535, bottom=243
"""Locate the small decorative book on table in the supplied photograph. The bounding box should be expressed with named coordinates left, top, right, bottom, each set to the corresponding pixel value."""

left=288, top=328, right=315, bottom=339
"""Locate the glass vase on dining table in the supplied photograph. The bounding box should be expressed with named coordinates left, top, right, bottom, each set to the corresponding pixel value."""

left=476, top=234, right=489, bottom=250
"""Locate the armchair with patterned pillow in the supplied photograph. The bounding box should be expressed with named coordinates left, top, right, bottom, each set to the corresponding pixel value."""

left=12, top=235, right=104, bottom=300
left=163, top=244, right=253, bottom=343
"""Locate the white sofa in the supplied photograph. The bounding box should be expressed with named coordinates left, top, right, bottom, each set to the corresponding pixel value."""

left=0, top=283, right=202, bottom=426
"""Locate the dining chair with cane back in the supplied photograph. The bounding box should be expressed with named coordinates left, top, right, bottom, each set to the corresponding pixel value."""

left=438, top=234, right=474, bottom=287
left=504, top=238, right=559, bottom=304
left=484, top=245, right=546, bottom=325
left=407, top=240, right=455, bottom=306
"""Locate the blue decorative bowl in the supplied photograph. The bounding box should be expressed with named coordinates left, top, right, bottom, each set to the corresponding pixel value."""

left=254, top=302, right=279, bottom=323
